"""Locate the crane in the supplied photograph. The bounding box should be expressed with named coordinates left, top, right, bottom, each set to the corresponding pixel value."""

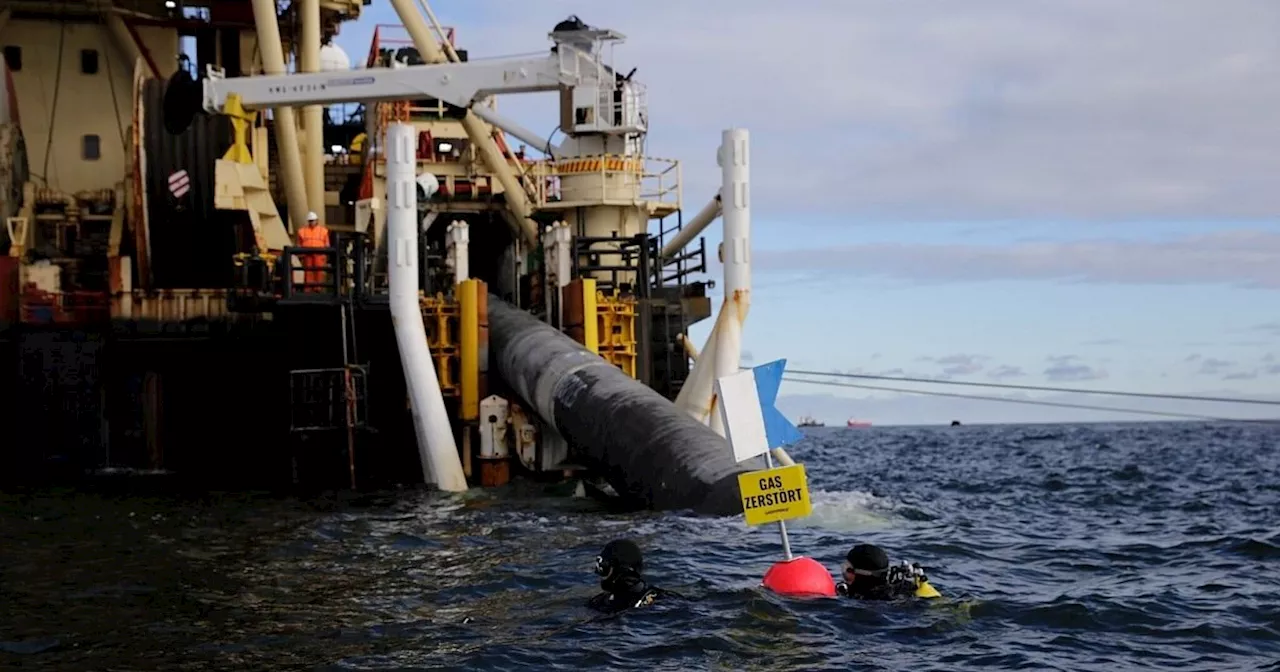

left=166, top=22, right=647, bottom=157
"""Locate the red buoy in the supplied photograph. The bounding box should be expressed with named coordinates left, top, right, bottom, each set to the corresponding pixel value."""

left=761, top=556, right=837, bottom=597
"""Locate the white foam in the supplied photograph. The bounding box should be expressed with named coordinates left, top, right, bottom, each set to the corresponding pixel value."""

left=787, top=489, right=898, bottom=532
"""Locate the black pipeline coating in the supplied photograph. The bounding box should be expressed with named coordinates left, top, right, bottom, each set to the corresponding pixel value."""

left=488, top=296, right=754, bottom=515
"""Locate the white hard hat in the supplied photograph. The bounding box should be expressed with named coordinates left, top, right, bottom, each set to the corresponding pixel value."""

left=306, top=211, right=319, bottom=221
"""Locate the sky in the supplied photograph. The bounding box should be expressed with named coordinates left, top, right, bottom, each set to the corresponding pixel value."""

left=333, top=1, right=1280, bottom=425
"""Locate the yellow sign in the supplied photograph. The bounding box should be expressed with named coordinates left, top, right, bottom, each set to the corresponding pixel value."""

left=737, top=464, right=812, bottom=526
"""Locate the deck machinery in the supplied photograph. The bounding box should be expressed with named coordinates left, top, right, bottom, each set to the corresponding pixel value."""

left=0, top=0, right=718, bottom=496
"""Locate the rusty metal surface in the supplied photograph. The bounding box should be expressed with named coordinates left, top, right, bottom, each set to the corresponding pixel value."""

left=0, top=121, right=28, bottom=228
left=113, top=289, right=233, bottom=321
left=0, top=255, right=18, bottom=321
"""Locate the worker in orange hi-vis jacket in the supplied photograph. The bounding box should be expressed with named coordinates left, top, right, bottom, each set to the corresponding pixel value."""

left=296, top=211, right=330, bottom=293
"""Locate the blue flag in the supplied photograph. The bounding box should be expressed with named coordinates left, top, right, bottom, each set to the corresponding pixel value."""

left=752, top=359, right=804, bottom=449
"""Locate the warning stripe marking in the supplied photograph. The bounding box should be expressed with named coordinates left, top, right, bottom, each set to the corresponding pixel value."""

left=553, top=157, right=642, bottom=175
left=169, top=170, right=190, bottom=198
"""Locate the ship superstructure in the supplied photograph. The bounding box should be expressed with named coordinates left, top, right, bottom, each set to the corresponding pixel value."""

left=0, top=0, right=733, bottom=504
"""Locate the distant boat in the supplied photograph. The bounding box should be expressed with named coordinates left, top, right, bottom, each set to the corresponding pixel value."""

left=797, top=415, right=824, bottom=428
left=846, top=418, right=872, bottom=428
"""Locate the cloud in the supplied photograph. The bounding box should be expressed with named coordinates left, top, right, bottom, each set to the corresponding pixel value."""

left=751, top=229, right=1280, bottom=288
left=936, top=353, right=986, bottom=376
left=1197, top=357, right=1235, bottom=376
left=419, top=1, right=1280, bottom=220
left=1224, top=371, right=1257, bottom=381
left=1044, top=365, right=1107, bottom=382
left=1252, top=323, right=1280, bottom=335
left=1081, top=338, right=1123, bottom=346
left=741, top=350, right=755, bottom=364
left=1043, top=355, right=1107, bottom=382
left=988, top=365, right=1026, bottom=380
left=915, top=353, right=989, bottom=377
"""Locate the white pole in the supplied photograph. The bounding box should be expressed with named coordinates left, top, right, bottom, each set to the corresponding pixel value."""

left=719, top=128, right=751, bottom=320
left=764, top=447, right=793, bottom=561
left=447, top=220, right=469, bottom=284
left=386, top=122, right=468, bottom=492
left=675, top=129, right=752, bottom=434
left=711, top=129, right=751, bottom=433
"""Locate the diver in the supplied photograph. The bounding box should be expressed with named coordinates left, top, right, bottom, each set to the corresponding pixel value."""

left=587, top=539, right=677, bottom=614
left=836, top=543, right=941, bottom=600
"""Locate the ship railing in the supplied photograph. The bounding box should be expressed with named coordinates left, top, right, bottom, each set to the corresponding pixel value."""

left=365, top=23, right=456, bottom=68
left=656, top=235, right=708, bottom=287
left=572, top=233, right=657, bottom=298
left=595, top=80, right=648, bottom=133
left=289, top=365, right=370, bottom=432
left=528, top=155, right=681, bottom=216
left=572, top=230, right=708, bottom=294
left=554, top=42, right=648, bottom=133
left=279, top=246, right=344, bottom=302
left=17, top=288, right=111, bottom=325
left=231, top=232, right=448, bottom=310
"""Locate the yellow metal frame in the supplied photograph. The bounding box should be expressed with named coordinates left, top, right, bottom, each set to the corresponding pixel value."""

left=595, top=290, right=637, bottom=379
left=420, top=294, right=461, bottom=397
left=221, top=94, right=256, bottom=164
left=560, top=279, right=637, bottom=378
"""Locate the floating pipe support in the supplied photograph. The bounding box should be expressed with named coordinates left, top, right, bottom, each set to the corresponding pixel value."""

left=387, top=123, right=468, bottom=492
left=675, top=129, right=752, bottom=434
left=488, top=297, right=750, bottom=514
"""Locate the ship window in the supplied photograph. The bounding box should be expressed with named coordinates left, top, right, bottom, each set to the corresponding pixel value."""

left=83, top=135, right=101, bottom=160
left=2, top=46, right=20, bottom=72
left=81, top=49, right=99, bottom=75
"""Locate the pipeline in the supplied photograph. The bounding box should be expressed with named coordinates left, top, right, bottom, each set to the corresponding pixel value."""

left=488, top=295, right=753, bottom=515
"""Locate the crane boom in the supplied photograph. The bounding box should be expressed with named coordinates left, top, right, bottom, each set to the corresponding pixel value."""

left=202, top=54, right=565, bottom=112
left=201, top=26, right=646, bottom=151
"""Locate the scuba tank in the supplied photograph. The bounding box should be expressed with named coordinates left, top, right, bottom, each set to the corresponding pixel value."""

left=886, top=561, right=942, bottom=599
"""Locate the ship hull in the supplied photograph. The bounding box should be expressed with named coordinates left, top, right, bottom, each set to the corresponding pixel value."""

left=0, top=309, right=428, bottom=491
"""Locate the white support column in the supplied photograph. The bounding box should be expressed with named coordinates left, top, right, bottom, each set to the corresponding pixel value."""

left=447, top=220, right=470, bottom=284
left=386, top=122, right=468, bottom=492
left=675, top=129, right=751, bottom=436
left=710, top=128, right=751, bottom=435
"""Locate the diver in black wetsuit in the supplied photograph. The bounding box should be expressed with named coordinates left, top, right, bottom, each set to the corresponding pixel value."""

left=836, top=543, right=939, bottom=600
left=587, top=539, right=675, bottom=614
